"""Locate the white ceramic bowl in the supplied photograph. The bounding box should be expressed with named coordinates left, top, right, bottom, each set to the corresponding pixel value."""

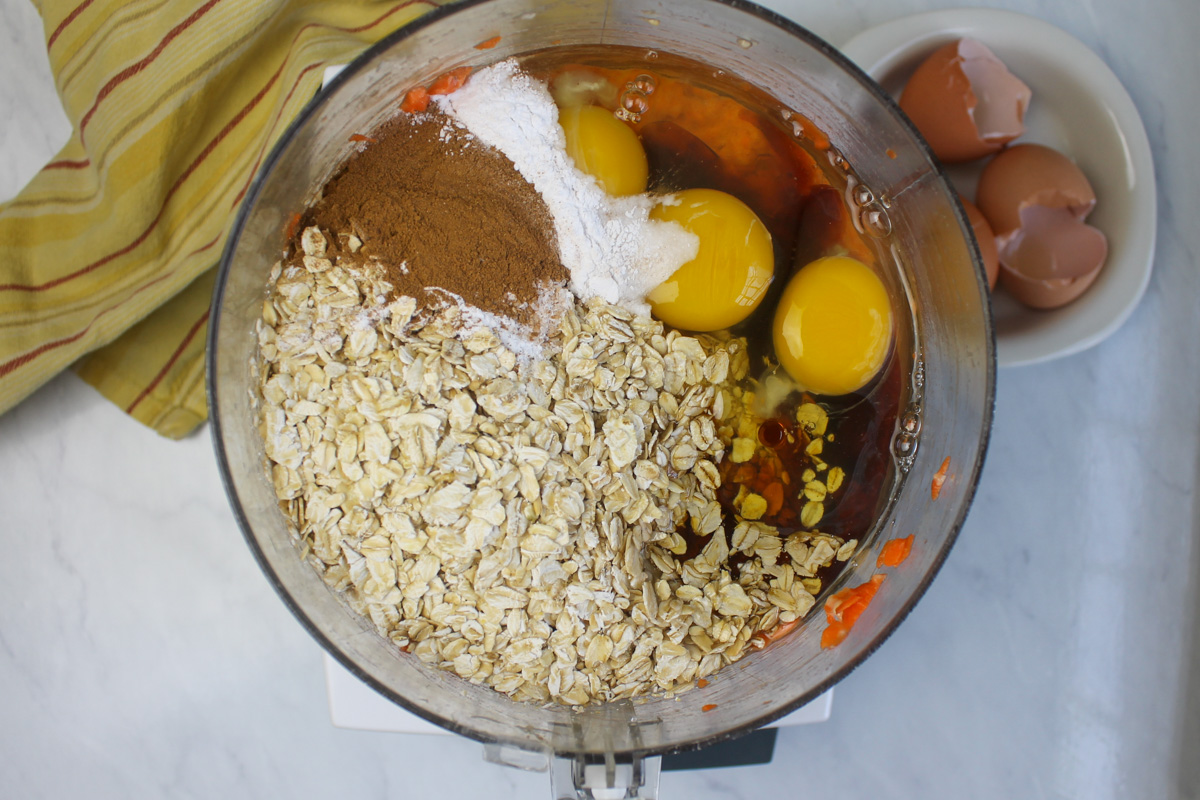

left=842, top=9, right=1156, bottom=368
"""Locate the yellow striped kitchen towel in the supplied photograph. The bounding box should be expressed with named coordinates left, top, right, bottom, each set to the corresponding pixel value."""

left=0, top=0, right=443, bottom=439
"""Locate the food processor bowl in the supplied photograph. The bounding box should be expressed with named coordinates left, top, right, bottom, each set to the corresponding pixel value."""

left=208, top=1, right=994, bottom=797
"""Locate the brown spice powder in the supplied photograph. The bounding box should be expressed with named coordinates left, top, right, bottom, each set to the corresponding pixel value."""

left=305, top=111, right=567, bottom=324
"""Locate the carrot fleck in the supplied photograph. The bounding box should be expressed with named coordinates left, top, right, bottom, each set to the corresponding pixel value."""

left=753, top=618, right=798, bottom=647
left=284, top=211, right=302, bottom=240
left=348, top=133, right=377, bottom=143
left=820, top=574, right=885, bottom=649
left=820, top=622, right=849, bottom=649
left=762, top=482, right=784, bottom=516
left=474, top=35, right=502, bottom=50
left=931, top=456, right=951, bottom=500
left=701, top=704, right=718, bottom=712
left=400, top=86, right=429, bottom=113
left=877, top=535, right=914, bottom=568
left=428, top=66, right=473, bottom=96
left=696, top=678, right=709, bottom=689
left=886, top=148, right=898, bottom=159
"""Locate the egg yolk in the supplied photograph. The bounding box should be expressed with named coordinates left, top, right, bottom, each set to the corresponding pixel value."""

left=773, top=256, right=893, bottom=396
left=647, top=188, right=774, bottom=332
left=559, top=105, right=648, bottom=197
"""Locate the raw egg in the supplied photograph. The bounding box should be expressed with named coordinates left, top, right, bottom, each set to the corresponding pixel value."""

left=550, top=68, right=618, bottom=110
left=647, top=188, right=773, bottom=332
left=773, top=256, right=892, bottom=396
left=900, top=38, right=1031, bottom=163
left=975, top=143, right=1107, bottom=309
left=559, top=104, right=648, bottom=196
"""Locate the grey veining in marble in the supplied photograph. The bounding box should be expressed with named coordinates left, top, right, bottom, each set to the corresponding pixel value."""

left=2, top=0, right=1198, bottom=798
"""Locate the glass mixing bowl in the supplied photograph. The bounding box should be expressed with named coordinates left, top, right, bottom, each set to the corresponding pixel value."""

left=208, top=1, right=994, bottom=796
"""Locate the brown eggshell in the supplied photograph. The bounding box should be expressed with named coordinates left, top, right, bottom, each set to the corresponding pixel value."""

left=975, top=143, right=1097, bottom=236
left=976, top=143, right=1108, bottom=309
left=997, top=204, right=1108, bottom=282
left=900, top=38, right=1031, bottom=163
left=959, top=195, right=999, bottom=289
left=998, top=260, right=1103, bottom=309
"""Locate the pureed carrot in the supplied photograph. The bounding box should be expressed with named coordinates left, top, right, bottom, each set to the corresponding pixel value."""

left=752, top=618, right=798, bottom=648
left=931, top=456, right=951, bottom=500
left=399, top=64, right=475, bottom=114
left=283, top=211, right=302, bottom=240
left=400, top=86, right=430, bottom=113
left=876, top=535, right=913, bottom=568
left=756, top=534, right=911, bottom=650
left=815, top=535, right=912, bottom=647
left=820, top=573, right=885, bottom=649
left=428, top=66, right=473, bottom=96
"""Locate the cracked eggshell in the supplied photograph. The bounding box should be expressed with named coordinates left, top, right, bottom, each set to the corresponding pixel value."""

left=899, top=38, right=1032, bottom=163
left=975, top=143, right=1097, bottom=234
left=997, top=260, right=1103, bottom=309
left=976, top=143, right=1108, bottom=309
left=960, top=195, right=999, bottom=290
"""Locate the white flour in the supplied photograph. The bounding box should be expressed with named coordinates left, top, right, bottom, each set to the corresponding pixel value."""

left=424, top=284, right=571, bottom=363
left=435, top=59, right=698, bottom=315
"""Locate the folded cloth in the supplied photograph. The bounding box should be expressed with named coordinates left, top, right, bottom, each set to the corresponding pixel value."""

left=0, top=0, right=443, bottom=439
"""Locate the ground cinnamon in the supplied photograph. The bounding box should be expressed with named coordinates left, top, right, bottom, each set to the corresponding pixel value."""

left=306, top=111, right=567, bottom=325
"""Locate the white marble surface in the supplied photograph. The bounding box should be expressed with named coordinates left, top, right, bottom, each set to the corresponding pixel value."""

left=1, top=0, right=1198, bottom=797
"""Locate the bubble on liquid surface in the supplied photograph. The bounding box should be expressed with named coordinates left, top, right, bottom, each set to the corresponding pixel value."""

left=894, top=355, right=926, bottom=473
left=852, top=184, right=875, bottom=207
left=892, top=431, right=918, bottom=460
left=616, top=76, right=653, bottom=123
left=860, top=206, right=893, bottom=238
left=616, top=93, right=650, bottom=122
left=846, top=176, right=889, bottom=237
left=630, top=74, right=656, bottom=95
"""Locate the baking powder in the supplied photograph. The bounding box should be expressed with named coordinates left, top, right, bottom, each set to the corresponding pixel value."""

left=435, top=59, right=698, bottom=315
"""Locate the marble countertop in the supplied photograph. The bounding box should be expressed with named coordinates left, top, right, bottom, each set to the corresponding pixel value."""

left=2, top=0, right=1198, bottom=797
